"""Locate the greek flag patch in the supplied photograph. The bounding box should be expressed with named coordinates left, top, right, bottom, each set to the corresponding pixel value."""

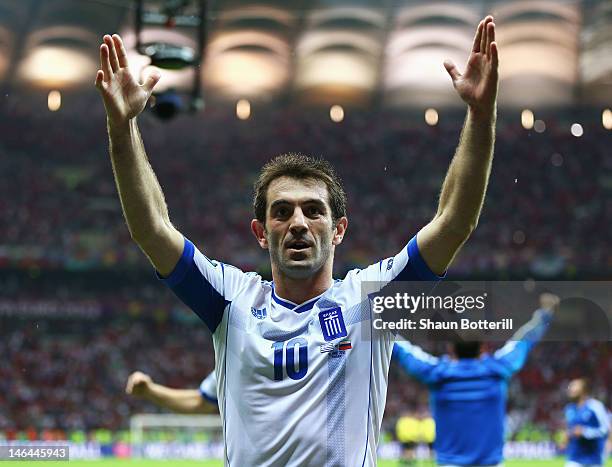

left=318, top=307, right=347, bottom=341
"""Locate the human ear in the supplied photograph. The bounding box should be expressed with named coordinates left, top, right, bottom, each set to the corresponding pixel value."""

left=251, top=219, right=268, bottom=249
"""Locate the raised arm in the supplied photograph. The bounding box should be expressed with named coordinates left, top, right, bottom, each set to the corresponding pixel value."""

left=95, top=34, right=183, bottom=276
left=125, top=371, right=216, bottom=414
left=392, top=341, right=439, bottom=384
left=493, top=293, right=558, bottom=376
left=417, top=16, right=499, bottom=275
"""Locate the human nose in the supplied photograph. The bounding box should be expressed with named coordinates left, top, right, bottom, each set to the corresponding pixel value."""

left=289, top=207, right=308, bottom=235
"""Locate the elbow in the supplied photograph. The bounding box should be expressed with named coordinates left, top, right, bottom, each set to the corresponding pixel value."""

left=452, top=222, right=477, bottom=241
left=436, top=212, right=478, bottom=243
left=129, top=226, right=153, bottom=247
left=129, top=221, right=168, bottom=248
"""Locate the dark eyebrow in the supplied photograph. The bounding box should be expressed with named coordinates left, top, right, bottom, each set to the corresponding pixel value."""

left=269, top=199, right=327, bottom=210
left=269, top=200, right=291, bottom=211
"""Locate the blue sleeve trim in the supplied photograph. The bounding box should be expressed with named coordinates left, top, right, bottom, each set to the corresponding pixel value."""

left=156, top=237, right=195, bottom=287
left=405, top=235, right=446, bottom=281
left=200, top=390, right=218, bottom=405
left=157, top=237, right=227, bottom=333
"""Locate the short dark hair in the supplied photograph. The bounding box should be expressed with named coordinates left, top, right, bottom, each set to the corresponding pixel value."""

left=253, top=153, right=347, bottom=223
left=453, top=341, right=482, bottom=359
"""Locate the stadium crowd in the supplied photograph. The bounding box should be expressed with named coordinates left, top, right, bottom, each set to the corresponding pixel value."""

left=1, top=97, right=610, bottom=277
left=1, top=95, right=610, bottom=447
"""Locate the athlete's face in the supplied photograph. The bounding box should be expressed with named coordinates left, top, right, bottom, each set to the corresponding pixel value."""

left=567, top=380, right=584, bottom=402
left=252, top=176, right=347, bottom=279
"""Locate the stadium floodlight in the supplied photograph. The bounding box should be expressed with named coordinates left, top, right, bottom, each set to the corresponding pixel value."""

left=142, top=42, right=196, bottom=70
left=136, top=0, right=207, bottom=119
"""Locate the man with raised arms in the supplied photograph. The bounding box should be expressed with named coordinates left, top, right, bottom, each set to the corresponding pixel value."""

left=95, top=15, right=499, bottom=466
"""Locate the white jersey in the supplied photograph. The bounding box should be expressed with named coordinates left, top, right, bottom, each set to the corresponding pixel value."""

left=160, top=235, right=441, bottom=466
left=199, top=371, right=217, bottom=404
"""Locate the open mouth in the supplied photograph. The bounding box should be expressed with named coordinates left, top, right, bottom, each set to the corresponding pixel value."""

left=285, top=240, right=312, bottom=260
left=287, top=240, right=310, bottom=251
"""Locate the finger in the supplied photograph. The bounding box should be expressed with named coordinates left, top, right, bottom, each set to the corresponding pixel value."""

left=490, top=41, right=499, bottom=68
left=142, top=70, right=161, bottom=94
left=481, top=16, right=492, bottom=55
left=95, top=70, right=104, bottom=89
left=113, top=34, right=129, bottom=68
left=472, top=21, right=483, bottom=53
left=443, top=60, right=461, bottom=82
left=104, top=34, right=120, bottom=72
left=486, top=22, right=495, bottom=57
left=100, top=44, right=112, bottom=81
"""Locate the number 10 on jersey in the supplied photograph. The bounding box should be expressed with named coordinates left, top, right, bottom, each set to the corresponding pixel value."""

left=272, top=338, right=308, bottom=381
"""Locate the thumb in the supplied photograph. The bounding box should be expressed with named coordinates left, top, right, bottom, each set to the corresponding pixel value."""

left=443, top=60, right=461, bottom=82
left=142, top=70, right=161, bottom=94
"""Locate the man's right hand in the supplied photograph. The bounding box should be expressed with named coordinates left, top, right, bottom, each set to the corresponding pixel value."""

left=94, top=34, right=160, bottom=125
left=126, top=371, right=154, bottom=398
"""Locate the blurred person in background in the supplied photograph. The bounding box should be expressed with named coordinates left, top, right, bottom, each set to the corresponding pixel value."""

left=563, top=377, right=610, bottom=467
left=396, top=410, right=420, bottom=466
left=125, top=371, right=217, bottom=414
left=418, top=408, right=436, bottom=464
left=393, top=293, right=559, bottom=466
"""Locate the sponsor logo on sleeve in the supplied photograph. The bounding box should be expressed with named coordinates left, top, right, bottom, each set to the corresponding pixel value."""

left=251, top=307, right=267, bottom=320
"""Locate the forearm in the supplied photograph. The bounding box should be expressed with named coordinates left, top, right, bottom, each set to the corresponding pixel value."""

left=512, top=308, right=552, bottom=342
left=144, top=384, right=205, bottom=414
left=436, top=107, right=496, bottom=235
left=108, top=118, right=172, bottom=243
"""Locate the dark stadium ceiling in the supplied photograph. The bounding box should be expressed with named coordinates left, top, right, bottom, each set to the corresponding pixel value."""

left=0, top=0, right=611, bottom=107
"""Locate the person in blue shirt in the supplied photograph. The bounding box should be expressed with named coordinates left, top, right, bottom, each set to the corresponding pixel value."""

left=392, top=293, right=559, bottom=467
left=564, top=377, right=610, bottom=467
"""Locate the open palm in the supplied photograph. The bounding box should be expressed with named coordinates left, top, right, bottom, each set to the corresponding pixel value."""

left=95, top=34, right=160, bottom=123
left=444, top=16, right=499, bottom=116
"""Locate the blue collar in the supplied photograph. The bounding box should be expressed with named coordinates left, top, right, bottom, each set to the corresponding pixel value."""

left=271, top=283, right=330, bottom=313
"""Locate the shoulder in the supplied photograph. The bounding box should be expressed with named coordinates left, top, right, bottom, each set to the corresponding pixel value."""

left=586, top=399, right=607, bottom=414
left=342, top=267, right=367, bottom=281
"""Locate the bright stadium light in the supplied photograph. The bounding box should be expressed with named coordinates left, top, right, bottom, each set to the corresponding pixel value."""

left=425, top=108, right=438, bottom=126
left=602, top=109, right=612, bottom=130
left=19, top=46, right=95, bottom=87
left=534, top=120, right=546, bottom=133
left=570, top=123, right=583, bottom=137
left=236, top=99, right=251, bottom=120
left=521, top=109, right=534, bottom=129
left=330, top=105, right=344, bottom=123
left=47, top=90, right=61, bottom=112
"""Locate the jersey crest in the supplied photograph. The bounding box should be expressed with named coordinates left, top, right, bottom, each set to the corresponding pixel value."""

left=318, top=307, right=348, bottom=341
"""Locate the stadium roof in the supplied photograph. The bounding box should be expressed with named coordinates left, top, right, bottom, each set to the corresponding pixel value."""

left=1, top=0, right=611, bottom=107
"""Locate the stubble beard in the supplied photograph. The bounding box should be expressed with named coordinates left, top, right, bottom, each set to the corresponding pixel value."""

left=268, top=230, right=334, bottom=280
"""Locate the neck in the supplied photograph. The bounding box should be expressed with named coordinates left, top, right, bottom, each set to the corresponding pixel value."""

left=272, top=262, right=333, bottom=305
left=577, top=396, right=588, bottom=406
